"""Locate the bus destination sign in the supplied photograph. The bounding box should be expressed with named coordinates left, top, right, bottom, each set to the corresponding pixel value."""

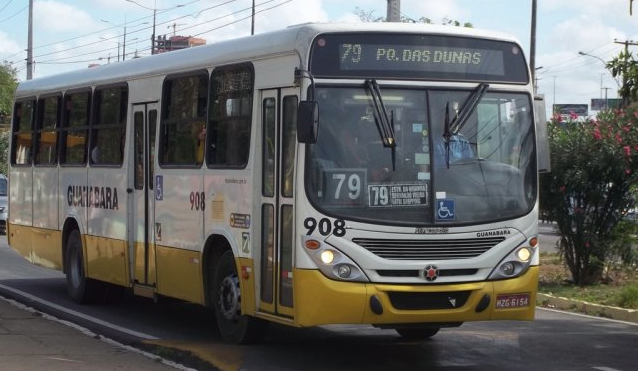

left=339, top=43, right=504, bottom=77
left=310, top=33, right=529, bottom=83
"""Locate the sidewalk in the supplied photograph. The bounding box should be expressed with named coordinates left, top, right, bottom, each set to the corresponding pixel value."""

left=538, top=293, right=638, bottom=324
left=0, top=296, right=192, bottom=371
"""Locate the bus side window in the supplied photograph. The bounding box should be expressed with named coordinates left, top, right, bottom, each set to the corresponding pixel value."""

left=207, top=63, right=254, bottom=168
left=61, top=90, right=91, bottom=165
left=91, top=85, right=128, bottom=166
left=159, top=71, right=208, bottom=167
left=35, top=95, right=61, bottom=166
left=11, top=99, right=36, bottom=166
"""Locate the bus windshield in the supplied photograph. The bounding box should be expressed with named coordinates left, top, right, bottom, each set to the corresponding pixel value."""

left=305, top=86, right=536, bottom=225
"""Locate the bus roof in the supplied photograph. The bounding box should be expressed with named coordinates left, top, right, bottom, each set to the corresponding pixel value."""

left=15, top=22, right=523, bottom=98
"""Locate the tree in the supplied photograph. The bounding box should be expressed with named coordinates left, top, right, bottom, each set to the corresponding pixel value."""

left=540, top=109, right=638, bottom=285
left=0, top=61, right=18, bottom=125
left=608, top=50, right=638, bottom=107
left=0, top=62, right=18, bottom=175
left=353, top=7, right=472, bottom=27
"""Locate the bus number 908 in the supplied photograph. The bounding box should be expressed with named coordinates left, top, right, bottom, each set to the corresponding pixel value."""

left=304, top=217, right=346, bottom=237
left=190, top=191, right=205, bottom=211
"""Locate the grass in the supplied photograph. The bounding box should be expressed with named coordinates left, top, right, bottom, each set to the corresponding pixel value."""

left=538, top=252, right=638, bottom=310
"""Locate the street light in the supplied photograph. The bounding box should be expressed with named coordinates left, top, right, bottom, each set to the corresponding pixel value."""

left=578, top=51, right=621, bottom=87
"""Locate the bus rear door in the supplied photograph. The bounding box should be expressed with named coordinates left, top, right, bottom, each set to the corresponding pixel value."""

left=129, top=102, right=158, bottom=297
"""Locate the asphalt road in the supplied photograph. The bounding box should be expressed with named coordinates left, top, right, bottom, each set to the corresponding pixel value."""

left=0, top=232, right=635, bottom=371
left=538, top=221, right=560, bottom=253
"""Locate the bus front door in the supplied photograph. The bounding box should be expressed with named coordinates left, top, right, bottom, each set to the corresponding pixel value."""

left=258, top=89, right=298, bottom=318
left=129, top=103, right=158, bottom=297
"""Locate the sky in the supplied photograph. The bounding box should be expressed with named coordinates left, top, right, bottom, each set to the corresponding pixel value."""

left=1, top=0, right=637, bottom=115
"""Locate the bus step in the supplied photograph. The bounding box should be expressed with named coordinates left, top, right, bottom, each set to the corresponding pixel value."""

left=133, top=284, right=156, bottom=300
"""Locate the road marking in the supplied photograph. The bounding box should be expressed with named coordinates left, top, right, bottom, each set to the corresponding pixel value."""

left=0, top=282, right=158, bottom=339
left=593, top=367, right=623, bottom=371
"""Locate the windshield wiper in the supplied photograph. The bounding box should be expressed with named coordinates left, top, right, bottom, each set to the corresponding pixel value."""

left=442, top=83, right=488, bottom=169
left=365, top=79, right=396, bottom=170
left=449, top=83, right=489, bottom=135
left=443, top=102, right=452, bottom=169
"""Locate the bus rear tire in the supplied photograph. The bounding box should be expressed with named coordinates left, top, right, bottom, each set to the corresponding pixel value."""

left=212, top=250, right=266, bottom=344
left=395, top=327, right=440, bottom=340
left=65, top=229, right=105, bottom=304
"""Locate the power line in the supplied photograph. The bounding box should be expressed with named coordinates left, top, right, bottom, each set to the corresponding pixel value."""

left=0, top=0, right=16, bottom=15
left=0, top=0, right=30, bottom=23
left=28, top=0, right=294, bottom=66
left=14, top=0, right=224, bottom=65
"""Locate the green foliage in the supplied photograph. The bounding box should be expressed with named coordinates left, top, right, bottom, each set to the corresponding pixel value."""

left=0, top=130, right=7, bottom=175
left=353, top=7, right=472, bottom=27
left=0, top=61, right=18, bottom=122
left=540, top=108, right=638, bottom=285
left=617, top=283, right=638, bottom=308
left=607, top=50, right=638, bottom=106
left=0, top=62, right=17, bottom=175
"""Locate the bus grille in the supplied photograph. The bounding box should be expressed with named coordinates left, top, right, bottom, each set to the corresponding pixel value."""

left=352, top=237, right=505, bottom=260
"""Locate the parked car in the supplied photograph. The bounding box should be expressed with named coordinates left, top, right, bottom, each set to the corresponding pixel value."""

left=0, top=174, right=7, bottom=234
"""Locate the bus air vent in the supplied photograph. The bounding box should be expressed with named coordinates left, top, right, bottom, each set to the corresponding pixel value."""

left=353, top=237, right=505, bottom=260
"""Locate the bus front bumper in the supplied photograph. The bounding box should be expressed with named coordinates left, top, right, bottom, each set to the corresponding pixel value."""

left=294, top=266, right=538, bottom=327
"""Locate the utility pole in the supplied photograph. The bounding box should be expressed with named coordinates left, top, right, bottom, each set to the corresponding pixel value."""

left=614, top=39, right=638, bottom=106
left=251, top=0, right=255, bottom=35
left=123, top=17, right=127, bottom=61
left=530, top=0, right=537, bottom=83
left=553, top=75, right=556, bottom=108
left=151, top=6, right=156, bottom=54
left=26, top=0, right=34, bottom=80
left=386, top=0, right=400, bottom=22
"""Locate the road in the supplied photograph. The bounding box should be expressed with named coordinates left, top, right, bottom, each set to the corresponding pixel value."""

left=538, top=221, right=560, bottom=253
left=0, top=231, right=635, bottom=371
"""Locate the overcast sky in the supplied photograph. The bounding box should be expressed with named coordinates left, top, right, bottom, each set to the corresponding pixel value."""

left=1, top=0, right=637, bottom=113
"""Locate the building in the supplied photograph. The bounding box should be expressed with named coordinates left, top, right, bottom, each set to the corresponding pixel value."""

left=155, top=35, right=207, bottom=53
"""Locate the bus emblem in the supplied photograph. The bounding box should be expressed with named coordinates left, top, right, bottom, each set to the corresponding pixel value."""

left=424, top=265, right=439, bottom=282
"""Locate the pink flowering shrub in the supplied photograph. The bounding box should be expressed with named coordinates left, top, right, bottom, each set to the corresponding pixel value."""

left=540, top=107, right=638, bottom=285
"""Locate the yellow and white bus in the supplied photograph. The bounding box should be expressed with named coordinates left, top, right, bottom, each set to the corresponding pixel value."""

left=8, top=22, right=548, bottom=343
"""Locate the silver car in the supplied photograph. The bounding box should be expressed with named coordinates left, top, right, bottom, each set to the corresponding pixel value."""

left=0, top=174, right=7, bottom=234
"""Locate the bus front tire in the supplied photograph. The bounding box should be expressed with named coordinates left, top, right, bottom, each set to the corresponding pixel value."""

left=65, top=229, right=104, bottom=304
left=212, top=250, right=266, bottom=344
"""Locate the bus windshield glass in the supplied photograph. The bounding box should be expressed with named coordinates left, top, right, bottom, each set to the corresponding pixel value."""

left=305, top=86, right=537, bottom=225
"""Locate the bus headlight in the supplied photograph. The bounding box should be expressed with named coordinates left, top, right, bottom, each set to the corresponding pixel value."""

left=320, top=250, right=335, bottom=264
left=488, top=243, right=537, bottom=280
left=517, top=246, right=532, bottom=261
left=336, top=264, right=352, bottom=278
left=301, top=236, right=369, bottom=282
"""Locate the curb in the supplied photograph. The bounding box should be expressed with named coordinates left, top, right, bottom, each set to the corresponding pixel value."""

left=537, top=293, right=638, bottom=324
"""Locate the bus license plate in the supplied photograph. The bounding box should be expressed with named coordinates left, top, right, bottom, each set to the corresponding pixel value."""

left=496, top=293, right=530, bottom=308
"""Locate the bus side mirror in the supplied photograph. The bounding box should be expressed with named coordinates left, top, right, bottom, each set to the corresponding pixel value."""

left=297, top=101, right=319, bottom=143
left=534, top=94, right=551, bottom=173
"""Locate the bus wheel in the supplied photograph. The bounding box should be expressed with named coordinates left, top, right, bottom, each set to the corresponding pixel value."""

left=65, top=229, right=104, bottom=304
left=395, top=327, right=440, bottom=340
left=212, top=250, right=266, bottom=344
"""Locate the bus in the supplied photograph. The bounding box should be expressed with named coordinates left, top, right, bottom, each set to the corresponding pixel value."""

left=8, top=22, right=549, bottom=344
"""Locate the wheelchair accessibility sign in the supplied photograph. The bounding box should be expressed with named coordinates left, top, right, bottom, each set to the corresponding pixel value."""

left=436, top=199, right=455, bottom=221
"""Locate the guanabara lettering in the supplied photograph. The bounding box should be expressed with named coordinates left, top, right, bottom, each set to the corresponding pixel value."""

left=67, top=185, right=119, bottom=210
left=476, top=230, right=511, bottom=238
